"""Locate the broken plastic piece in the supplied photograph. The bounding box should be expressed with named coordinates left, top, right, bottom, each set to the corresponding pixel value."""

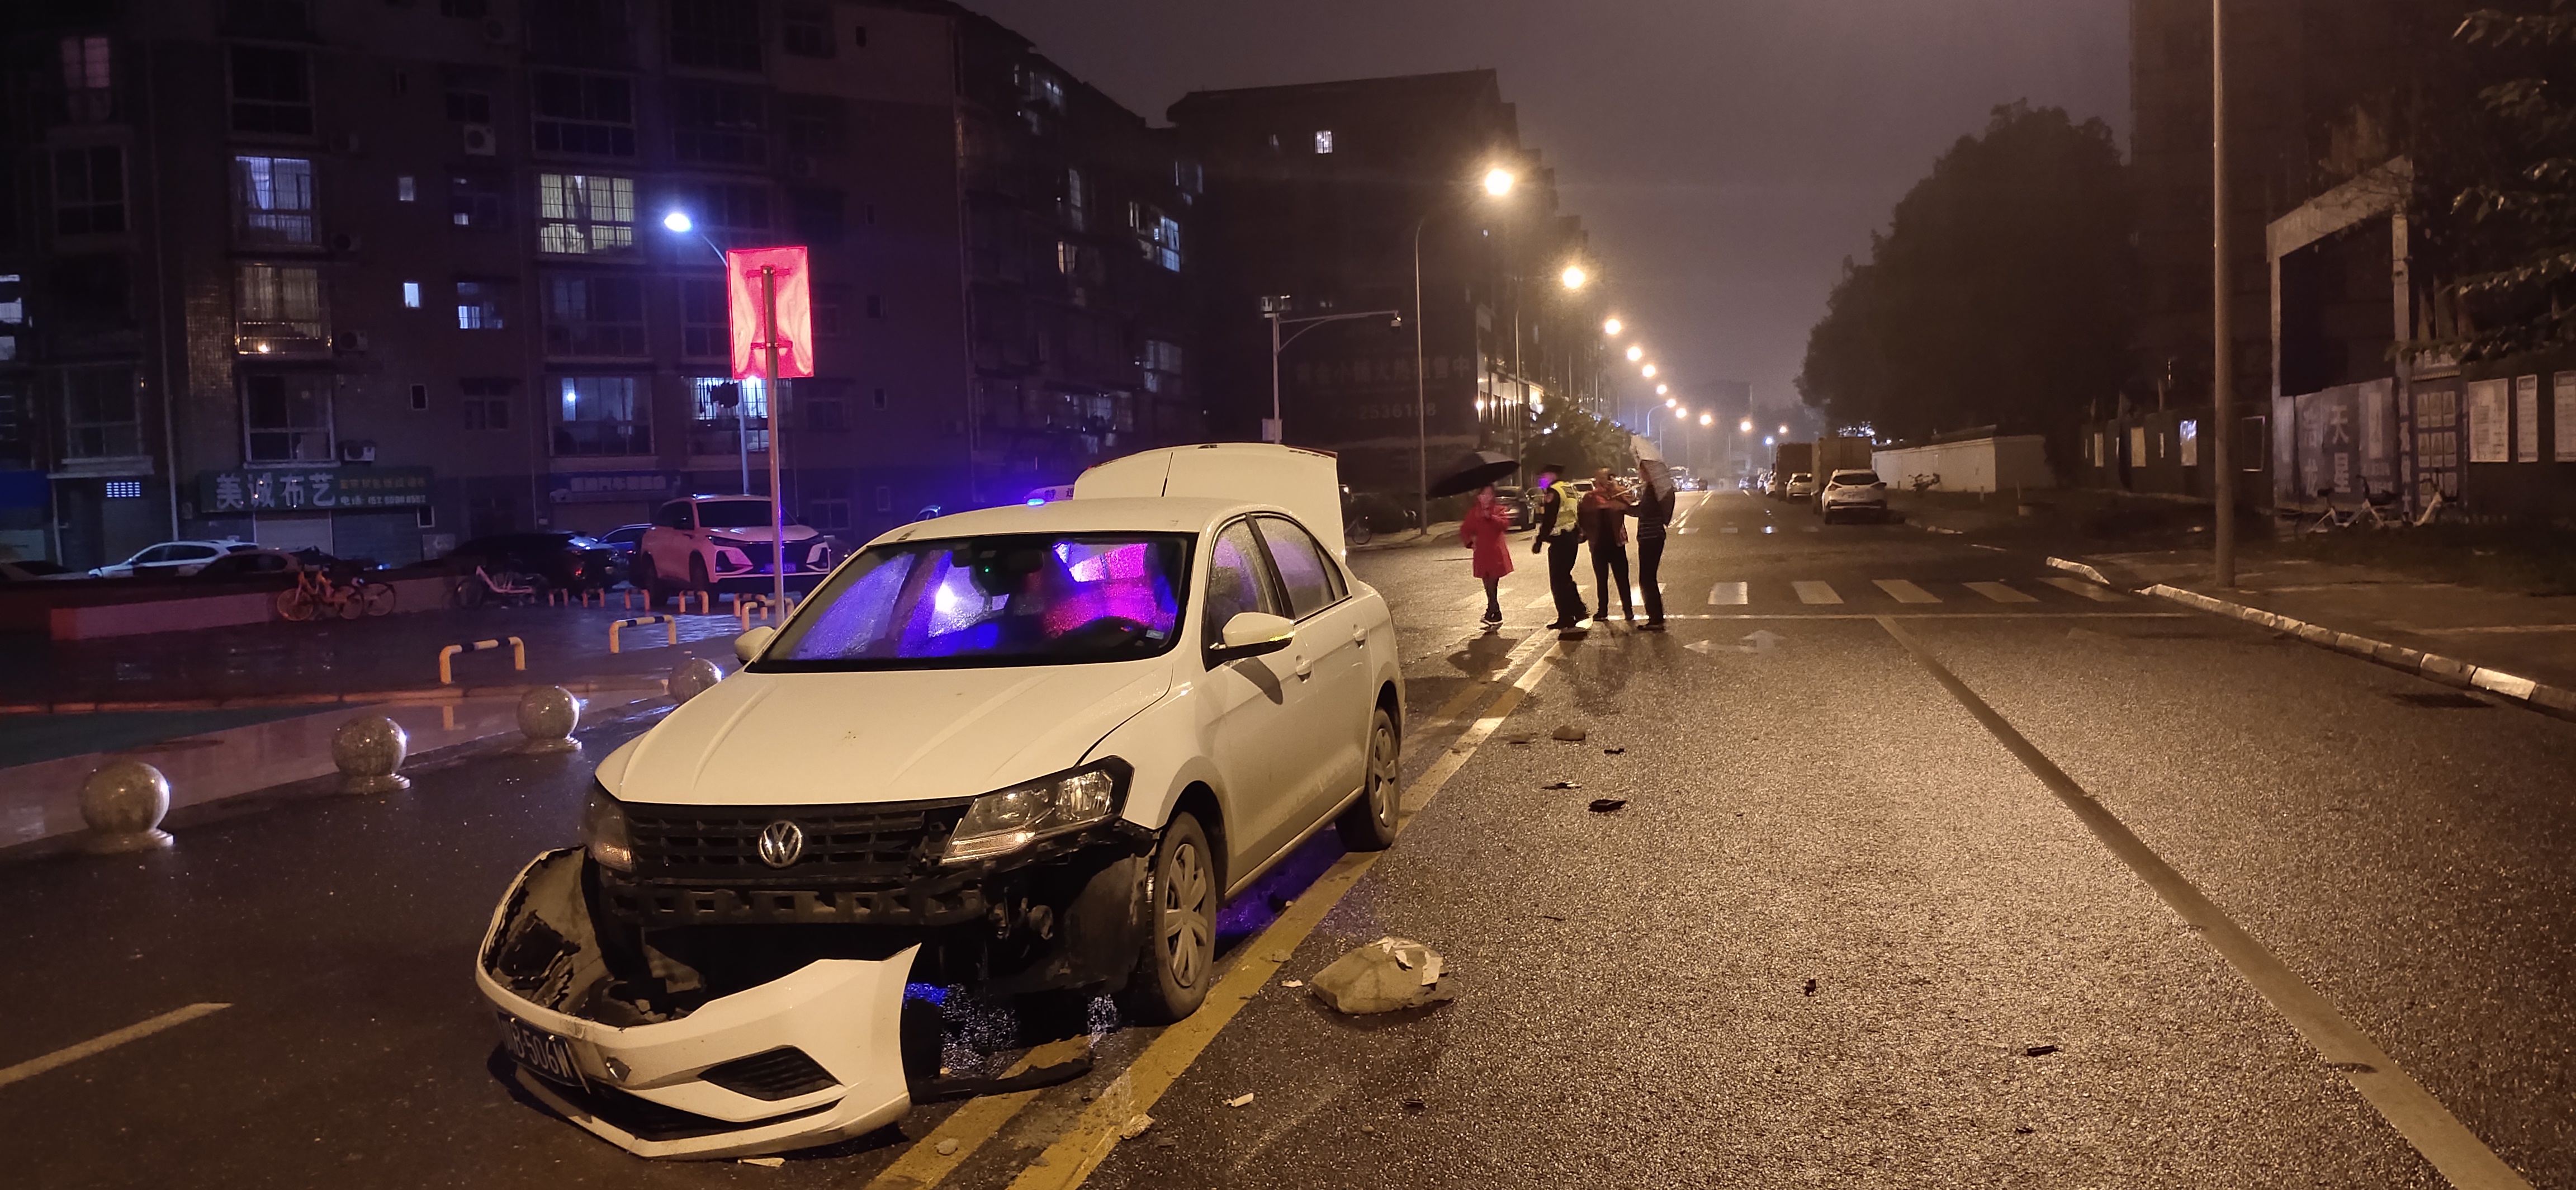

left=1542, top=780, right=1581, bottom=790
left=1119, top=1114, right=1154, bottom=1139
left=1603, top=748, right=1626, bottom=755
left=1281, top=979, right=1304, bottom=988
left=1587, top=798, right=1627, bottom=813
left=935, top=1139, right=960, bottom=1156
left=2023, top=1044, right=2059, bottom=1057
left=1551, top=725, right=1588, bottom=741
left=1309, top=937, right=1456, bottom=1014
left=1225, top=1093, right=1255, bottom=1108
left=737, top=1156, right=784, bottom=1168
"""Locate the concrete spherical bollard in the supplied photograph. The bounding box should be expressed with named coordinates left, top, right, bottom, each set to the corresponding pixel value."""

left=332, top=715, right=411, bottom=795
left=669, top=658, right=725, bottom=705
left=517, top=686, right=583, bottom=754
left=79, top=759, right=174, bottom=855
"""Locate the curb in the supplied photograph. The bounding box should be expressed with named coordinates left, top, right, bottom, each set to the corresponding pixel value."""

left=2046, top=556, right=2113, bottom=586
left=0, top=675, right=674, bottom=716
left=2142, top=584, right=2576, bottom=722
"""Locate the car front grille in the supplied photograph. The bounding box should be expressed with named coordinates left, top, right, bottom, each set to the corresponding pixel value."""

left=624, top=800, right=974, bottom=886
left=724, top=541, right=828, bottom=572
left=700, top=1047, right=840, bottom=1101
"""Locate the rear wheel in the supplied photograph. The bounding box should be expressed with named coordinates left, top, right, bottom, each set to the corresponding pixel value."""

left=1334, top=706, right=1401, bottom=851
left=1123, top=812, right=1215, bottom=1024
left=687, top=554, right=712, bottom=594
left=276, top=587, right=316, bottom=622
left=362, top=583, right=396, bottom=616
left=633, top=553, right=668, bottom=605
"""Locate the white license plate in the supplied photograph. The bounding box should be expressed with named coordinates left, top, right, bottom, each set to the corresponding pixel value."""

left=496, top=1013, right=585, bottom=1088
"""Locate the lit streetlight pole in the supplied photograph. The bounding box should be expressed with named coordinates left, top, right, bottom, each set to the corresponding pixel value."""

left=2210, top=0, right=2237, bottom=586
left=663, top=211, right=754, bottom=493
left=1267, top=306, right=1403, bottom=444
left=1409, top=166, right=1517, bottom=536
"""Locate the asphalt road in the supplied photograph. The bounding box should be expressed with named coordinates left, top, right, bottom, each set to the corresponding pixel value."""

left=3, top=491, right=2569, bottom=1188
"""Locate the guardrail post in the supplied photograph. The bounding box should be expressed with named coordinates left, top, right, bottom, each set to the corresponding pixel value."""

left=438, top=637, right=523, bottom=684
left=517, top=686, right=581, bottom=754
left=609, top=616, right=674, bottom=654
left=332, top=715, right=410, bottom=795
left=79, top=759, right=173, bottom=854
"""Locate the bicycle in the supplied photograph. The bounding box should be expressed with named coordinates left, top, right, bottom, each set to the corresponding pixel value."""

left=1346, top=516, right=1374, bottom=548
left=453, top=564, right=540, bottom=610
left=277, top=567, right=357, bottom=621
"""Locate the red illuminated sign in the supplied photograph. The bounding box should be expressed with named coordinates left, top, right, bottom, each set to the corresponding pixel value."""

left=724, top=245, right=815, bottom=380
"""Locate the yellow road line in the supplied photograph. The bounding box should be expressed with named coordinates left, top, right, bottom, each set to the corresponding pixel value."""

left=0, top=1003, right=230, bottom=1089
left=863, top=1035, right=1095, bottom=1190
left=1003, top=643, right=1565, bottom=1190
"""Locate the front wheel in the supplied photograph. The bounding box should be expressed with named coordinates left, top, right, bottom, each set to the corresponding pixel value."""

left=1122, top=812, right=1216, bottom=1024
left=1346, top=518, right=1374, bottom=547
left=1334, top=706, right=1401, bottom=851
left=276, top=587, right=316, bottom=622
left=362, top=583, right=396, bottom=616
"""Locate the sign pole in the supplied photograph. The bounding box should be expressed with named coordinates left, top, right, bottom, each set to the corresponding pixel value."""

left=763, top=265, right=787, bottom=612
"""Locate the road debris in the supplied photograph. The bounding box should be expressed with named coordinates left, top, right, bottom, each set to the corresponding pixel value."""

left=1551, top=724, right=1589, bottom=742
left=1587, top=798, right=1628, bottom=813
left=1226, top=1093, right=1256, bottom=1108
left=1542, top=780, right=1582, bottom=790
left=737, top=1156, right=785, bottom=1168
left=1281, top=979, right=1304, bottom=988
left=934, top=1139, right=960, bottom=1156
left=1119, top=1114, right=1155, bottom=1139
left=1402, top=1097, right=1427, bottom=1113
left=1310, top=937, right=1456, bottom=1014
left=1803, top=979, right=1818, bottom=997
left=2022, top=1044, right=2059, bottom=1057
left=1504, top=732, right=1537, bottom=745
left=1602, top=747, right=1626, bottom=755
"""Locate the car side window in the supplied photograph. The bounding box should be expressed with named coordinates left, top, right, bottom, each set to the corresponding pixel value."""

left=134, top=545, right=177, bottom=564
left=1202, top=521, right=1280, bottom=646
left=655, top=502, right=692, bottom=530
left=1253, top=516, right=1340, bottom=619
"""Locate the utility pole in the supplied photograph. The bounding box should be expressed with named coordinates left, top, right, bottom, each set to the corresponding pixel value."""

left=2210, top=0, right=2237, bottom=587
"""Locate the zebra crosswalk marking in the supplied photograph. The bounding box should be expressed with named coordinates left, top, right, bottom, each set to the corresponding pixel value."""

left=1965, top=582, right=2038, bottom=604
left=1793, top=581, right=1843, bottom=605
left=2040, top=577, right=2124, bottom=602
left=1708, top=582, right=1748, bottom=606
left=1873, top=579, right=1941, bottom=604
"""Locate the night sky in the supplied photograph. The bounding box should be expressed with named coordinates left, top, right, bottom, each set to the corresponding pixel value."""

left=967, top=0, right=2130, bottom=430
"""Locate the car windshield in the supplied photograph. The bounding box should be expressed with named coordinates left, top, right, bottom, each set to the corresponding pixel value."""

left=696, top=500, right=803, bottom=528
left=1834, top=472, right=1879, bottom=485
left=760, top=533, right=1192, bottom=670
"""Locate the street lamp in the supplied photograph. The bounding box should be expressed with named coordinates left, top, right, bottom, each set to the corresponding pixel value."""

left=664, top=209, right=757, bottom=493
left=1641, top=364, right=1658, bottom=379
left=1560, top=264, right=1588, bottom=290
left=1625, top=345, right=1644, bottom=363
left=1740, top=418, right=1754, bottom=433
left=1268, top=304, right=1403, bottom=443
left=1603, top=317, right=1622, bottom=336
left=1655, top=384, right=1668, bottom=396
left=2210, top=0, right=2237, bottom=585
left=1412, top=165, right=1516, bottom=535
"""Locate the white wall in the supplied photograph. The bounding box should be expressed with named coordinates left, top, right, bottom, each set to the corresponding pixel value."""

left=1871, top=435, right=2056, bottom=494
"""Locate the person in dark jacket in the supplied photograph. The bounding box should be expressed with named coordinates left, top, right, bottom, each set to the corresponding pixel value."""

left=1579, top=468, right=1636, bottom=623
left=1527, top=465, right=1585, bottom=631
left=1628, top=455, right=1677, bottom=631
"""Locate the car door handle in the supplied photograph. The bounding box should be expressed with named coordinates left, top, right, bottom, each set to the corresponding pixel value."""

left=1348, top=625, right=1367, bottom=650
left=1294, top=655, right=1313, bottom=681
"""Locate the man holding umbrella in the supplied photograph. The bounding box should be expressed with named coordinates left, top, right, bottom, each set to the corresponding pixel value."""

left=1628, top=436, right=1678, bottom=631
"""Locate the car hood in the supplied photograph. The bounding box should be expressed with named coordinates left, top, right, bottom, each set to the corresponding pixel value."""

left=699, top=525, right=820, bottom=545
left=611, top=661, right=1172, bottom=807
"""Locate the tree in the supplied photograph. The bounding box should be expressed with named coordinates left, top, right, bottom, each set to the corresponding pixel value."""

left=1795, top=103, right=2135, bottom=451
left=2426, top=2, right=2576, bottom=361
left=1518, top=400, right=1633, bottom=481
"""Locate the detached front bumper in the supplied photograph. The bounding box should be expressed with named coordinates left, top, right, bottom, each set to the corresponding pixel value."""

left=475, top=849, right=917, bottom=1160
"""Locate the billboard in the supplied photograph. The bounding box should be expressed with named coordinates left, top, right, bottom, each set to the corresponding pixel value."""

left=724, top=245, right=815, bottom=381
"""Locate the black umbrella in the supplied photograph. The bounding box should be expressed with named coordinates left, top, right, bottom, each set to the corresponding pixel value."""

left=1428, top=450, right=1519, bottom=498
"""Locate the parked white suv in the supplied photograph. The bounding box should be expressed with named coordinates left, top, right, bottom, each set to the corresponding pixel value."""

left=89, top=539, right=257, bottom=579
left=1819, top=469, right=1888, bottom=522
left=477, top=445, right=1404, bottom=1159
left=632, top=495, right=836, bottom=597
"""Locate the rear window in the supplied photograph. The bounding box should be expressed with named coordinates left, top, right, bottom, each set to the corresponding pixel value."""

left=1832, top=471, right=1880, bottom=486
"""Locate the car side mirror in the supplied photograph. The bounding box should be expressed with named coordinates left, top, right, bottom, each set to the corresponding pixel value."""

left=1208, top=611, right=1295, bottom=664
left=734, top=625, right=778, bottom=664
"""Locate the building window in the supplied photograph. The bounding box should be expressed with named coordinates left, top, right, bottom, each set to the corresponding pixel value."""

left=689, top=376, right=765, bottom=454
left=536, top=173, right=636, bottom=253
left=1314, top=130, right=1333, bottom=154
left=53, top=147, right=125, bottom=236
left=58, top=35, right=114, bottom=124
left=397, top=175, right=416, bottom=202
left=409, top=383, right=428, bottom=410
left=788, top=186, right=844, bottom=245
left=402, top=281, right=421, bottom=308
left=671, top=82, right=766, bottom=166
left=0, top=276, right=20, bottom=366
left=870, top=386, right=887, bottom=410
left=783, top=3, right=833, bottom=57
left=544, top=276, right=647, bottom=357
left=456, top=281, right=506, bottom=329
left=532, top=73, right=636, bottom=157
left=1143, top=339, right=1184, bottom=396
left=229, top=46, right=311, bottom=135
left=242, top=373, right=332, bottom=462
left=679, top=278, right=727, bottom=358
left=671, top=180, right=770, bottom=231
left=816, top=284, right=849, bottom=338
left=874, top=484, right=891, bottom=512
left=806, top=481, right=850, bottom=530
left=461, top=377, right=511, bottom=430
left=446, top=89, right=493, bottom=124
left=1148, top=212, right=1182, bottom=272
left=669, top=0, right=762, bottom=72
left=781, top=93, right=844, bottom=153
left=799, top=379, right=849, bottom=431
left=450, top=172, right=504, bottom=229
left=233, top=155, right=316, bottom=245
left=106, top=479, right=143, bottom=499
left=551, top=375, right=651, bottom=456
left=235, top=264, right=325, bottom=353
left=62, top=366, right=141, bottom=459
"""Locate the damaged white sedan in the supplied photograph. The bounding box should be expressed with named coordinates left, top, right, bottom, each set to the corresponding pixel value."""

left=477, top=445, right=1405, bottom=1159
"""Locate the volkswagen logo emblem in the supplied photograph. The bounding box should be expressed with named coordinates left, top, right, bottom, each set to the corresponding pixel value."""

left=756, top=820, right=805, bottom=868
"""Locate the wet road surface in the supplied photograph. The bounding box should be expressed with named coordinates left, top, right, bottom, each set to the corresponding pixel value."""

left=3, top=492, right=2568, bottom=1188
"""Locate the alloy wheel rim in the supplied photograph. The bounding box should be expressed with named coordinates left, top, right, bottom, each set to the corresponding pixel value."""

left=1161, top=839, right=1211, bottom=988
left=1369, top=719, right=1399, bottom=827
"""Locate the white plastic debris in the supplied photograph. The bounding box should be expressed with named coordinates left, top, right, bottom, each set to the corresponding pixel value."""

left=1119, top=1114, right=1155, bottom=1139
left=737, top=1156, right=784, bottom=1167
left=934, top=1139, right=959, bottom=1156
left=1226, top=1093, right=1256, bottom=1108
left=1309, top=937, right=1456, bottom=1014
left=1281, top=979, right=1304, bottom=988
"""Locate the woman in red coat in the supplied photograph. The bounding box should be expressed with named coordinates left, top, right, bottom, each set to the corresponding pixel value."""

left=1459, top=484, right=1515, bottom=626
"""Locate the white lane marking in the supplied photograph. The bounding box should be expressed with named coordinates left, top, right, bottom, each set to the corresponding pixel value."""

left=1873, top=579, right=1942, bottom=605
left=1793, top=581, right=1843, bottom=605
left=1721, top=526, right=1740, bottom=535
left=1630, top=583, right=1665, bottom=603
left=1708, top=582, right=1748, bottom=606
left=2042, top=577, right=2125, bottom=603
left=1524, top=594, right=1555, bottom=610
left=0, top=1003, right=232, bottom=1089
left=1966, top=582, right=2038, bottom=604
left=1971, top=544, right=2007, bottom=552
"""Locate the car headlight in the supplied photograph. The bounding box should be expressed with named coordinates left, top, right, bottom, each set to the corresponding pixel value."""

left=584, top=783, right=634, bottom=872
left=943, top=762, right=1128, bottom=864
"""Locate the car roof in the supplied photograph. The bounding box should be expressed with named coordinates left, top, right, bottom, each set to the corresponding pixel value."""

left=864, top=497, right=1292, bottom=548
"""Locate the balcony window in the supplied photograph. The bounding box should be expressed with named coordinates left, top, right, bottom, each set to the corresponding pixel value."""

left=783, top=4, right=833, bottom=58
left=54, top=147, right=125, bottom=236
left=451, top=172, right=504, bottom=230
left=679, top=278, right=727, bottom=358
left=235, top=264, right=325, bottom=353
left=242, top=374, right=333, bottom=463
left=669, top=0, right=761, bottom=72
left=537, top=173, right=635, bottom=254
left=456, top=282, right=507, bottom=329
left=671, top=82, right=765, bottom=166
left=234, top=155, right=316, bottom=246
left=446, top=89, right=492, bottom=124
left=62, top=366, right=142, bottom=459
left=545, top=276, right=647, bottom=357
left=671, top=180, right=769, bottom=232
left=551, top=375, right=651, bottom=456
left=689, top=375, right=766, bottom=455
left=57, top=35, right=114, bottom=124
left=229, top=45, right=312, bottom=135
left=532, top=73, right=636, bottom=157
left=782, top=93, right=844, bottom=153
